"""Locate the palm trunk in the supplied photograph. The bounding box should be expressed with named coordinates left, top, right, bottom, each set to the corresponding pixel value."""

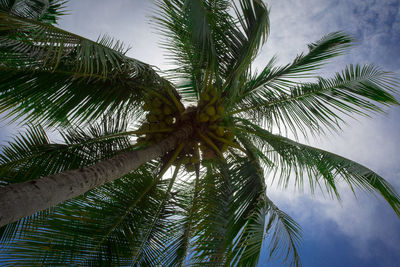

left=0, top=125, right=193, bottom=227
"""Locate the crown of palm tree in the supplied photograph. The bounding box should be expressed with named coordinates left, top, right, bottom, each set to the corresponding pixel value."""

left=0, top=0, right=399, bottom=266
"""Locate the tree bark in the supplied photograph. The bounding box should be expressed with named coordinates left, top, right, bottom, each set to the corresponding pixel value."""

left=0, top=125, right=193, bottom=227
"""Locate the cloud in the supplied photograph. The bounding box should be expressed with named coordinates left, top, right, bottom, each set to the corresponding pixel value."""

left=250, top=0, right=400, bottom=261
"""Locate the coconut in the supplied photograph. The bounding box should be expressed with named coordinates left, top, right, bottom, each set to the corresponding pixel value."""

left=216, top=106, right=225, bottom=115
left=202, top=148, right=216, bottom=159
left=201, top=92, right=211, bottom=102
left=206, top=106, right=216, bottom=117
left=210, top=115, right=219, bottom=122
left=199, top=113, right=210, bottom=122
left=225, top=131, right=235, bottom=141
left=215, top=126, right=225, bottom=137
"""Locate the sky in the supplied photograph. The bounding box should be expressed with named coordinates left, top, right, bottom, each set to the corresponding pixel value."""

left=1, top=0, right=400, bottom=266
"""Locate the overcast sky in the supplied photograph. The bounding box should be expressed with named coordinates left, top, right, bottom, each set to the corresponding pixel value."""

left=1, top=0, right=400, bottom=266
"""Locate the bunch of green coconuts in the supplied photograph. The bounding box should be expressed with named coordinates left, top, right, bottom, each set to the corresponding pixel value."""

left=136, top=90, right=181, bottom=145
left=136, top=86, right=236, bottom=172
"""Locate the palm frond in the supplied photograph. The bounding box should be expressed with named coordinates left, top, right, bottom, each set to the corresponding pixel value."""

left=263, top=196, right=302, bottom=267
left=0, top=162, right=178, bottom=266
left=224, top=0, right=270, bottom=100
left=154, top=171, right=200, bottom=266
left=154, top=0, right=236, bottom=96
left=131, top=163, right=181, bottom=266
left=225, top=141, right=301, bottom=267
left=0, top=116, right=134, bottom=184
left=243, top=32, right=354, bottom=94
left=234, top=64, right=399, bottom=137
left=0, top=11, right=170, bottom=125
left=237, top=121, right=400, bottom=217
left=0, top=0, right=67, bottom=24
left=191, top=162, right=233, bottom=265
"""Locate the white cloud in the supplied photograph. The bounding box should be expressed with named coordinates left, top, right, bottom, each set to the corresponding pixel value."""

left=257, top=0, right=400, bottom=258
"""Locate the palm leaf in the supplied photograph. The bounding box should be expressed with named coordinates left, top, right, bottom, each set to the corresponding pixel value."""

left=0, top=0, right=66, bottom=24
left=0, top=11, right=170, bottom=125
left=0, top=116, right=136, bottom=244
left=224, top=0, right=270, bottom=101
left=225, top=140, right=302, bottom=267
left=243, top=31, right=354, bottom=94
left=263, top=196, right=302, bottom=267
left=154, top=0, right=238, bottom=97
left=0, top=116, right=134, bottom=184
left=234, top=64, right=399, bottom=137
left=191, top=162, right=233, bottom=265
left=154, top=171, right=199, bottom=266
left=238, top=121, right=400, bottom=217
left=0, top=162, right=177, bottom=266
left=131, top=162, right=181, bottom=266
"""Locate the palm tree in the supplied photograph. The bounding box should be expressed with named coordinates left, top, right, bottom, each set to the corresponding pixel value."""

left=0, top=0, right=399, bottom=266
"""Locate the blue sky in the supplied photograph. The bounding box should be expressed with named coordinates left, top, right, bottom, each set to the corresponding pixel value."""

left=1, top=0, right=400, bottom=266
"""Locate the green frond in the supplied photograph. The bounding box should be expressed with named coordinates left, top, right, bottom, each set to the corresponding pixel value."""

left=156, top=171, right=200, bottom=266
left=235, top=64, right=399, bottom=137
left=191, top=162, right=233, bottom=265
left=0, top=209, right=51, bottom=246
left=0, top=163, right=178, bottom=266
left=0, top=11, right=169, bottom=125
left=244, top=31, right=354, bottom=92
left=154, top=0, right=237, bottom=96
left=225, top=144, right=301, bottom=267
left=224, top=0, right=270, bottom=99
left=0, top=116, right=134, bottom=184
left=263, top=196, right=302, bottom=267
left=0, top=0, right=67, bottom=24
left=131, top=163, right=181, bottom=266
left=0, top=1, right=399, bottom=266
left=238, top=122, right=400, bottom=217
left=185, top=149, right=301, bottom=266
left=155, top=0, right=271, bottom=101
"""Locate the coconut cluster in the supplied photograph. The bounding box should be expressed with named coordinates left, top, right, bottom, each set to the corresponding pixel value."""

left=136, top=87, right=236, bottom=171
left=196, top=87, right=235, bottom=157
left=173, top=143, right=201, bottom=172
left=136, top=92, right=180, bottom=145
